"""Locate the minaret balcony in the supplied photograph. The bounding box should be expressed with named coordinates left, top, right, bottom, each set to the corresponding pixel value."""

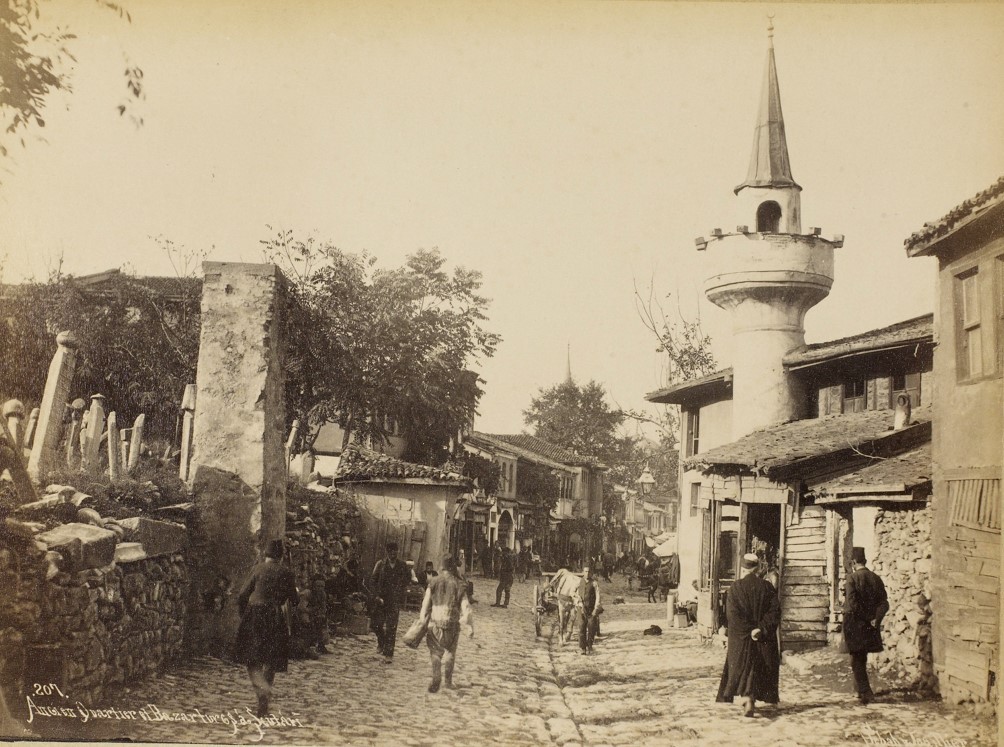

left=702, top=231, right=837, bottom=314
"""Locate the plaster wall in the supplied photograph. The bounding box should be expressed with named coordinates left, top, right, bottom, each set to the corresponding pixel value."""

left=187, top=262, right=289, bottom=654
left=929, top=237, right=1003, bottom=709
left=350, top=483, right=462, bottom=571
left=704, top=234, right=833, bottom=438
left=677, top=398, right=733, bottom=590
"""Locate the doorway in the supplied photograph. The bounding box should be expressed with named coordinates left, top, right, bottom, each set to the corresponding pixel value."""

left=744, top=503, right=782, bottom=572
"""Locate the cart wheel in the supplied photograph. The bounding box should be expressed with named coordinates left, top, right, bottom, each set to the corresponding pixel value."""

left=533, top=584, right=542, bottom=637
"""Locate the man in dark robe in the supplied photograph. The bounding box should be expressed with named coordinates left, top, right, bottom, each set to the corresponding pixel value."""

left=716, top=553, right=780, bottom=717
left=843, top=546, right=889, bottom=704
left=368, top=541, right=412, bottom=662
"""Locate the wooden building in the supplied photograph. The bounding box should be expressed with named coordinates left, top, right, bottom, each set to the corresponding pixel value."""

left=905, top=176, right=1003, bottom=712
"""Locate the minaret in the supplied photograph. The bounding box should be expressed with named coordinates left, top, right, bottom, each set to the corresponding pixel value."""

left=697, top=19, right=842, bottom=440
left=565, top=343, right=573, bottom=384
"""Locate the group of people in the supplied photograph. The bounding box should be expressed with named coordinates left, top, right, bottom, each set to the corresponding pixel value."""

left=230, top=539, right=479, bottom=714
left=476, top=541, right=539, bottom=581
left=230, top=536, right=888, bottom=720
left=716, top=547, right=888, bottom=718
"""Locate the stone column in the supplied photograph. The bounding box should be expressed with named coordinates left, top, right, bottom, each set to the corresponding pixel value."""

left=187, top=262, right=289, bottom=654
left=27, top=331, right=79, bottom=481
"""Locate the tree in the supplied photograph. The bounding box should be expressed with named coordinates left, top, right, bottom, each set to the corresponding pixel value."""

left=0, top=0, right=143, bottom=163
left=0, top=242, right=203, bottom=441
left=634, top=277, right=717, bottom=385
left=523, top=379, right=643, bottom=505
left=262, top=229, right=501, bottom=466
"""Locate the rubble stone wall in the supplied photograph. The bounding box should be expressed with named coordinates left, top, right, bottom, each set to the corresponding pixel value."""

left=0, top=540, right=188, bottom=710
left=870, top=503, right=936, bottom=692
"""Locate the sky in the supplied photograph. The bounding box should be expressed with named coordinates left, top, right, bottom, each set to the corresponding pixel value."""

left=2, top=1, right=1003, bottom=439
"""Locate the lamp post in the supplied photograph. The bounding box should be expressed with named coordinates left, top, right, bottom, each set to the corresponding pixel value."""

left=635, top=463, right=656, bottom=554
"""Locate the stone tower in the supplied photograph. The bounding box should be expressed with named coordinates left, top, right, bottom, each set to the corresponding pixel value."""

left=699, top=20, right=843, bottom=439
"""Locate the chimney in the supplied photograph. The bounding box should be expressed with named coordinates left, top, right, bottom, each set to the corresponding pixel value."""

left=893, top=393, right=912, bottom=431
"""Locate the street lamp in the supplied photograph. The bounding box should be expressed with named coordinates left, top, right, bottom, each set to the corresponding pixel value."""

left=636, top=463, right=656, bottom=496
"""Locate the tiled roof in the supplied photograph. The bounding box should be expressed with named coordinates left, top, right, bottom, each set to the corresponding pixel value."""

left=333, top=445, right=470, bottom=485
left=645, top=367, right=733, bottom=406
left=905, top=176, right=1004, bottom=254
left=470, top=432, right=603, bottom=468
left=783, top=315, right=932, bottom=367
left=73, top=268, right=202, bottom=299
left=811, top=444, right=931, bottom=496
left=683, top=406, right=931, bottom=478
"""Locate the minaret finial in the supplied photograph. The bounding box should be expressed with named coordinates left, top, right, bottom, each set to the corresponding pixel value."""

left=767, top=14, right=775, bottom=46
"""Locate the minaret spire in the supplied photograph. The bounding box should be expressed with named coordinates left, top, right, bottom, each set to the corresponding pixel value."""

left=564, top=343, right=573, bottom=384
left=735, top=17, right=800, bottom=194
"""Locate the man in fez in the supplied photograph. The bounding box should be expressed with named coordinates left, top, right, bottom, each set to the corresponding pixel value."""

left=843, top=546, right=889, bottom=704
left=716, top=553, right=780, bottom=717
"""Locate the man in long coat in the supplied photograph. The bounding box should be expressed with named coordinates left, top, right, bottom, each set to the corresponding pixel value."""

left=716, top=553, right=780, bottom=717
left=843, top=546, right=889, bottom=704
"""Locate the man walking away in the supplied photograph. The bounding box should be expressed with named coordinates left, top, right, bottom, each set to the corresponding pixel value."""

left=492, top=546, right=515, bottom=607
left=575, top=565, right=601, bottom=654
left=420, top=555, right=474, bottom=693
left=369, top=541, right=412, bottom=663
left=843, top=547, right=889, bottom=704
left=716, top=553, right=780, bottom=717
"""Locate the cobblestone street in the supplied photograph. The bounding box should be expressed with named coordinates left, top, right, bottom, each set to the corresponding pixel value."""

left=8, top=575, right=996, bottom=746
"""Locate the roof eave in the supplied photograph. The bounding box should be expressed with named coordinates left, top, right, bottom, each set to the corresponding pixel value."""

left=906, top=194, right=1004, bottom=258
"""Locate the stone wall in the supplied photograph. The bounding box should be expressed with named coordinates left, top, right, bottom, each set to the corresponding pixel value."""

left=870, top=504, right=936, bottom=692
left=0, top=516, right=188, bottom=719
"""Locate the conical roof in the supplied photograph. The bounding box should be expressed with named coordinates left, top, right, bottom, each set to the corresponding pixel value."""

left=735, top=29, right=801, bottom=195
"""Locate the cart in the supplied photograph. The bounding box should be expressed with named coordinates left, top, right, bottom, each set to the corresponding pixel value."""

left=533, top=581, right=558, bottom=637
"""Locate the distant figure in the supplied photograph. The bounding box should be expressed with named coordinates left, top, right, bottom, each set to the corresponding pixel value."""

left=232, top=539, right=299, bottom=717
left=368, top=541, right=412, bottom=663
left=716, top=553, right=780, bottom=718
left=416, top=560, right=438, bottom=588
left=682, top=580, right=700, bottom=624
left=661, top=552, right=681, bottom=608
left=419, top=555, right=474, bottom=693
left=492, top=546, right=515, bottom=607
left=843, top=547, right=889, bottom=705
left=519, top=546, right=533, bottom=582
left=574, top=565, right=602, bottom=654
left=307, top=575, right=330, bottom=654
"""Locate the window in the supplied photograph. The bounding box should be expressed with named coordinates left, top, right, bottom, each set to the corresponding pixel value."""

left=686, top=409, right=701, bottom=457
left=690, top=482, right=701, bottom=518
left=958, top=269, right=983, bottom=379
left=948, top=479, right=1000, bottom=533
left=843, top=380, right=866, bottom=413
left=756, top=201, right=782, bottom=233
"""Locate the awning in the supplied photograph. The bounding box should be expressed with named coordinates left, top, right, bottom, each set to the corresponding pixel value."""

left=652, top=535, right=678, bottom=557
left=810, top=444, right=931, bottom=505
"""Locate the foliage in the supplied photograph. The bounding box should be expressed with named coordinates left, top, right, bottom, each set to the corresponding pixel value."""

left=515, top=460, right=559, bottom=513
left=262, top=229, right=501, bottom=466
left=0, top=0, right=144, bottom=163
left=524, top=380, right=629, bottom=460
left=0, top=244, right=203, bottom=440
left=454, top=452, right=501, bottom=496
left=523, top=378, right=642, bottom=493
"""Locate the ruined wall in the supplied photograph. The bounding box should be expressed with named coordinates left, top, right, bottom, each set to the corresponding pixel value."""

left=187, top=262, right=289, bottom=656
left=870, top=504, right=936, bottom=692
